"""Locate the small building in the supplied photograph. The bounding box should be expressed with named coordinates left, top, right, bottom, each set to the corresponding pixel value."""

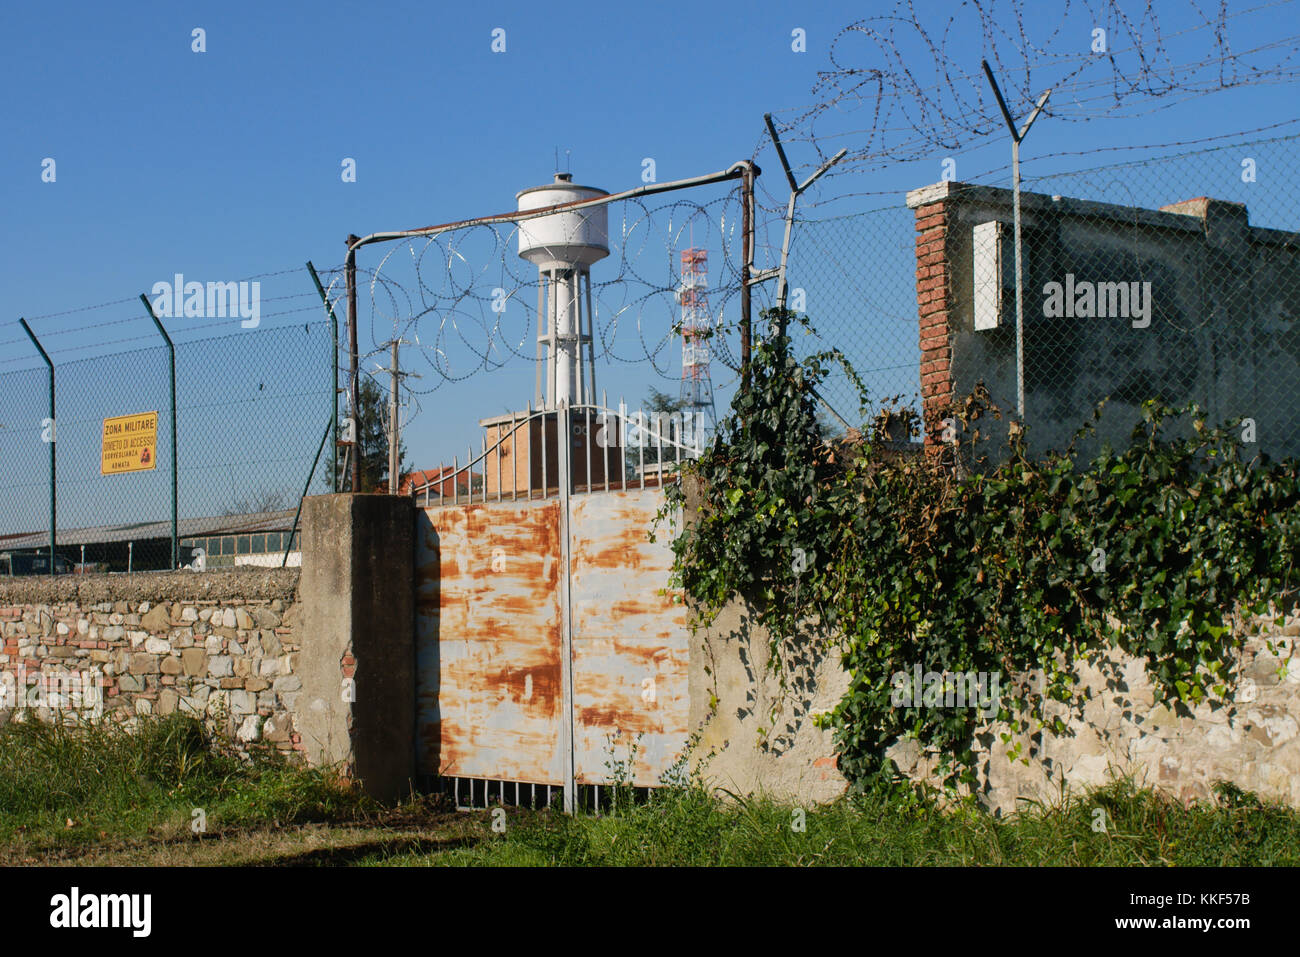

left=908, top=181, right=1300, bottom=461
left=478, top=410, right=619, bottom=497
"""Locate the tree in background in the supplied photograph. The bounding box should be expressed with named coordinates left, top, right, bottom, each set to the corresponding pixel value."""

left=223, top=485, right=295, bottom=516
left=338, top=376, right=408, bottom=493
left=623, top=387, right=691, bottom=481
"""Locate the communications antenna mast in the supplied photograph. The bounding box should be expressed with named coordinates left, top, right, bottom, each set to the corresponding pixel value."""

left=678, top=247, right=716, bottom=432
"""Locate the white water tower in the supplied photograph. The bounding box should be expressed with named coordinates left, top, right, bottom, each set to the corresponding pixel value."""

left=516, top=173, right=609, bottom=408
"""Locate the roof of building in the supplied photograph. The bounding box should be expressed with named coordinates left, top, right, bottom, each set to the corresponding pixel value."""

left=0, top=508, right=297, bottom=552
left=382, top=466, right=481, bottom=496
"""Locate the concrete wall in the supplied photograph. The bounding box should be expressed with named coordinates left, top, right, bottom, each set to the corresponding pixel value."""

left=0, top=569, right=303, bottom=751
left=298, top=493, right=416, bottom=802
left=907, top=181, right=1300, bottom=461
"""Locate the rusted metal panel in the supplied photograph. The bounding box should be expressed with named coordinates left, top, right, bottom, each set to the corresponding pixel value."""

left=415, top=499, right=565, bottom=784
left=568, top=488, right=689, bottom=787
left=415, top=480, right=689, bottom=793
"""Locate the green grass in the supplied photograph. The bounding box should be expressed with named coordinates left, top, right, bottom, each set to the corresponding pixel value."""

left=378, top=778, right=1300, bottom=867
left=0, top=714, right=372, bottom=852
left=4, top=716, right=1298, bottom=865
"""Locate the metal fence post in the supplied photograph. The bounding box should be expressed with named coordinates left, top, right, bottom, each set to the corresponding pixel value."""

left=306, top=261, right=341, bottom=493
left=761, top=113, right=847, bottom=337
left=140, top=295, right=178, bottom=568
left=557, top=400, right=576, bottom=813
left=345, top=236, right=360, bottom=494
left=740, top=162, right=755, bottom=392
left=283, top=418, right=332, bottom=568
left=18, top=319, right=55, bottom=575
left=982, top=60, right=1051, bottom=421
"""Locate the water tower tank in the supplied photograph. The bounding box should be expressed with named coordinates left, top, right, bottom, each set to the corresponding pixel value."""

left=516, top=173, right=609, bottom=270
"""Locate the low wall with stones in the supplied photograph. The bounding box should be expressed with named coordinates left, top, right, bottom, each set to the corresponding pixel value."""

left=912, top=607, right=1300, bottom=815
left=0, top=495, right=418, bottom=802
left=0, top=569, right=303, bottom=754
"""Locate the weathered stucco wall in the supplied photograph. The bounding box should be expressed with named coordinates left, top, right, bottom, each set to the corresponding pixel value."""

left=909, top=607, right=1300, bottom=816
left=680, top=476, right=849, bottom=803
left=687, top=598, right=849, bottom=804
left=690, top=597, right=1300, bottom=813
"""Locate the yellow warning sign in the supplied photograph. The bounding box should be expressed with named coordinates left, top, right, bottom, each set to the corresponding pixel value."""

left=101, top=411, right=159, bottom=475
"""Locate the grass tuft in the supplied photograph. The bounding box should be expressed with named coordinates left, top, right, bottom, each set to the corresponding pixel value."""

left=399, top=775, right=1300, bottom=867
left=0, top=713, right=371, bottom=849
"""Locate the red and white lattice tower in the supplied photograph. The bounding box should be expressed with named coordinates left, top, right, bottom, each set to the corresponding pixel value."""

left=678, top=248, right=716, bottom=431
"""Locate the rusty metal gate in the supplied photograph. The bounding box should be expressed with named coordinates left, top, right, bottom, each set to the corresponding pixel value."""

left=414, top=402, right=695, bottom=811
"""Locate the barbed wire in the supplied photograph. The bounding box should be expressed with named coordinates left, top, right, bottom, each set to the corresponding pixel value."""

left=758, top=0, right=1300, bottom=208
left=0, top=307, right=333, bottom=368
left=0, top=262, right=340, bottom=369
left=357, top=190, right=751, bottom=411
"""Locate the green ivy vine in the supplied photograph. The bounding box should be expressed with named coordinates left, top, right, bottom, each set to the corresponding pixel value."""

left=662, top=308, right=1300, bottom=792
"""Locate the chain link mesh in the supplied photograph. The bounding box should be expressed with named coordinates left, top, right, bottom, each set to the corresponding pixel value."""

left=1, top=272, right=335, bottom=573
left=772, top=132, right=1299, bottom=461
left=4, top=133, right=1297, bottom=572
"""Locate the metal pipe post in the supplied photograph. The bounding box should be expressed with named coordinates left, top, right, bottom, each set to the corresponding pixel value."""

left=140, top=295, right=178, bottom=568
left=740, top=163, right=753, bottom=391
left=982, top=60, right=1051, bottom=421
left=19, top=319, right=55, bottom=575
left=556, top=401, right=576, bottom=813
left=306, top=261, right=341, bottom=492
left=1012, top=136, right=1025, bottom=419
left=389, top=340, right=400, bottom=494
left=345, top=235, right=360, bottom=492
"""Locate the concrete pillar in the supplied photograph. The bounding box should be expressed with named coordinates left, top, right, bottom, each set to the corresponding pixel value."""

left=297, top=493, right=415, bottom=802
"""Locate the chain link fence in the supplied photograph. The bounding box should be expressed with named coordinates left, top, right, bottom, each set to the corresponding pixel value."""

left=1008, top=134, right=1300, bottom=460
left=4, top=134, right=1298, bottom=575
left=0, top=273, right=336, bottom=574
left=773, top=132, right=1300, bottom=462
left=778, top=204, right=919, bottom=423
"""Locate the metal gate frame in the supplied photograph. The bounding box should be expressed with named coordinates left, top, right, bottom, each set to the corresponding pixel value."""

left=556, top=403, right=576, bottom=811
left=415, top=400, right=699, bottom=812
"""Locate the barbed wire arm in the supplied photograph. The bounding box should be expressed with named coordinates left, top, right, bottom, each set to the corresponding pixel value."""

left=982, top=59, right=1052, bottom=421
left=345, top=162, right=755, bottom=254
left=757, top=114, right=848, bottom=330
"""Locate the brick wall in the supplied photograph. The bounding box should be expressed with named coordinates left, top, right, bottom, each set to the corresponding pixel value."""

left=914, top=197, right=955, bottom=448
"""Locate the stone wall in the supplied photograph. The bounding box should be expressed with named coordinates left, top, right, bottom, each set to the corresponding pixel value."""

left=0, top=495, right=419, bottom=802
left=0, top=569, right=303, bottom=754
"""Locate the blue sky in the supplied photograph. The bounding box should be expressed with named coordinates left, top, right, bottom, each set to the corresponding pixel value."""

left=2, top=0, right=1297, bottom=531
